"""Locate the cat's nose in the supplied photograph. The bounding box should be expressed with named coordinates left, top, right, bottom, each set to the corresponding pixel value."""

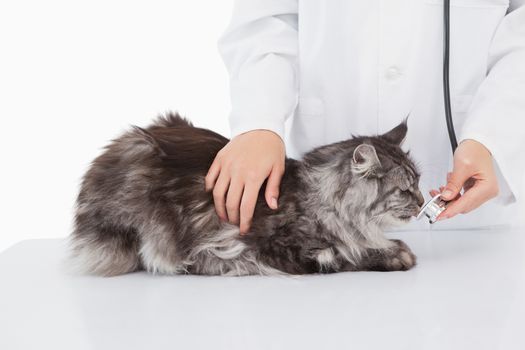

left=415, top=190, right=425, bottom=208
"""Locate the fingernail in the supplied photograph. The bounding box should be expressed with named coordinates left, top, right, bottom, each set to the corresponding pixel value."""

left=441, top=190, right=453, bottom=199
left=271, top=197, right=278, bottom=209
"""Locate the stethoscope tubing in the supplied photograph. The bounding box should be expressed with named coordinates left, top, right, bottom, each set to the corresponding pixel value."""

left=443, top=0, right=458, bottom=153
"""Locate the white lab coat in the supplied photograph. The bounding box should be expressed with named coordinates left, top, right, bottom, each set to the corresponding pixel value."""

left=218, top=0, right=525, bottom=230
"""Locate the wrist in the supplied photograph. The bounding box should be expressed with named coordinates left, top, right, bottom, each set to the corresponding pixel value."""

left=236, top=129, right=285, bottom=147
left=458, top=139, right=492, bottom=157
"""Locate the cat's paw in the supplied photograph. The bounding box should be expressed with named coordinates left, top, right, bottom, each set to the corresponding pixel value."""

left=385, top=239, right=417, bottom=271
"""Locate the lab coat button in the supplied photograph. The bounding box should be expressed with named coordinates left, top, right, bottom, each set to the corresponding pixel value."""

left=386, top=67, right=402, bottom=80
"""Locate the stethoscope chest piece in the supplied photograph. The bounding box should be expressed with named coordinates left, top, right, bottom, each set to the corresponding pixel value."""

left=417, top=194, right=448, bottom=224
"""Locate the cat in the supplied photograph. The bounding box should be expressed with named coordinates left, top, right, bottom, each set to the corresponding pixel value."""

left=69, top=113, right=425, bottom=276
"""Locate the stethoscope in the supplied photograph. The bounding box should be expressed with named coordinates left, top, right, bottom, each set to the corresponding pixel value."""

left=417, top=0, right=456, bottom=223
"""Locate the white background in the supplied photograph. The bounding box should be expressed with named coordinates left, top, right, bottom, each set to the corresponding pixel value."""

left=0, top=0, right=234, bottom=252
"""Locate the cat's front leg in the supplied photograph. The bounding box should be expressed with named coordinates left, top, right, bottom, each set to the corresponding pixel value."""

left=359, top=239, right=417, bottom=272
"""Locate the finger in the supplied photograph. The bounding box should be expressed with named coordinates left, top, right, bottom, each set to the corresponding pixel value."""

left=212, top=172, right=230, bottom=222
left=441, top=168, right=472, bottom=201
left=205, top=158, right=221, bottom=192
left=446, top=172, right=452, bottom=182
left=429, top=186, right=447, bottom=197
left=438, top=181, right=494, bottom=219
left=225, top=177, right=244, bottom=225
left=239, top=182, right=261, bottom=234
left=265, top=165, right=284, bottom=210
left=440, top=185, right=461, bottom=201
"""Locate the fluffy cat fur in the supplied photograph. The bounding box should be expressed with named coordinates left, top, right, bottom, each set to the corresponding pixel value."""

left=69, top=113, right=424, bottom=276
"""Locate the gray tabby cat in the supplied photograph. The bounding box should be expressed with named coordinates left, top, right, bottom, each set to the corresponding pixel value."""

left=69, top=113, right=424, bottom=276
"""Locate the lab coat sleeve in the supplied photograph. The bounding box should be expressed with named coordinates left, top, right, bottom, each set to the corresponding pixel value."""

left=218, top=0, right=298, bottom=140
left=459, top=2, right=525, bottom=203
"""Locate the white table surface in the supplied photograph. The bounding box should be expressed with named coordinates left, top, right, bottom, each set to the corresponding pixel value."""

left=1, top=229, right=524, bottom=350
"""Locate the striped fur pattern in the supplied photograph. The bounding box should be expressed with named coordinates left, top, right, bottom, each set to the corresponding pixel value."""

left=69, top=113, right=424, bottom=276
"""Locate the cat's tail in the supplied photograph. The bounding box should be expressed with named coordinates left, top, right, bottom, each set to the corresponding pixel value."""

left=66, top=222, right=142, bottom=277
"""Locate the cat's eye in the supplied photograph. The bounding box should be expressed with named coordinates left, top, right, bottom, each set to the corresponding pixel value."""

left=398, top=182, right=410, bottom=192
left=399, top=184, right=415, bottom=194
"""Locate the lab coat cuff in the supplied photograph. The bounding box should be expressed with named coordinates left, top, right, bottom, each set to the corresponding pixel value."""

left=229, top=118, right=285, bottom=142
left=457, top=132, right=517, bottom=205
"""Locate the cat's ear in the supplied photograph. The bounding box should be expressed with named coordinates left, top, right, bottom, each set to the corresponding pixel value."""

left=381, top=118, right=408, bottom=145
left=352, top=143, right=381, bottom=176
left=130, top=125, right=167, bottom=157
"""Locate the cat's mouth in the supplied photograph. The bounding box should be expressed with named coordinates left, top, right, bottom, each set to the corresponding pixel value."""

left=396, top=209, right=419, bottom=221
left=396, top=206, right=420, bottom=221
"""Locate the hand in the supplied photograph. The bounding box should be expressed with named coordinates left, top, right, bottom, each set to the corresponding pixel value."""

left=205, top=129, right=285, bottom=234
left=429, top=139, right=499, bottom=220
